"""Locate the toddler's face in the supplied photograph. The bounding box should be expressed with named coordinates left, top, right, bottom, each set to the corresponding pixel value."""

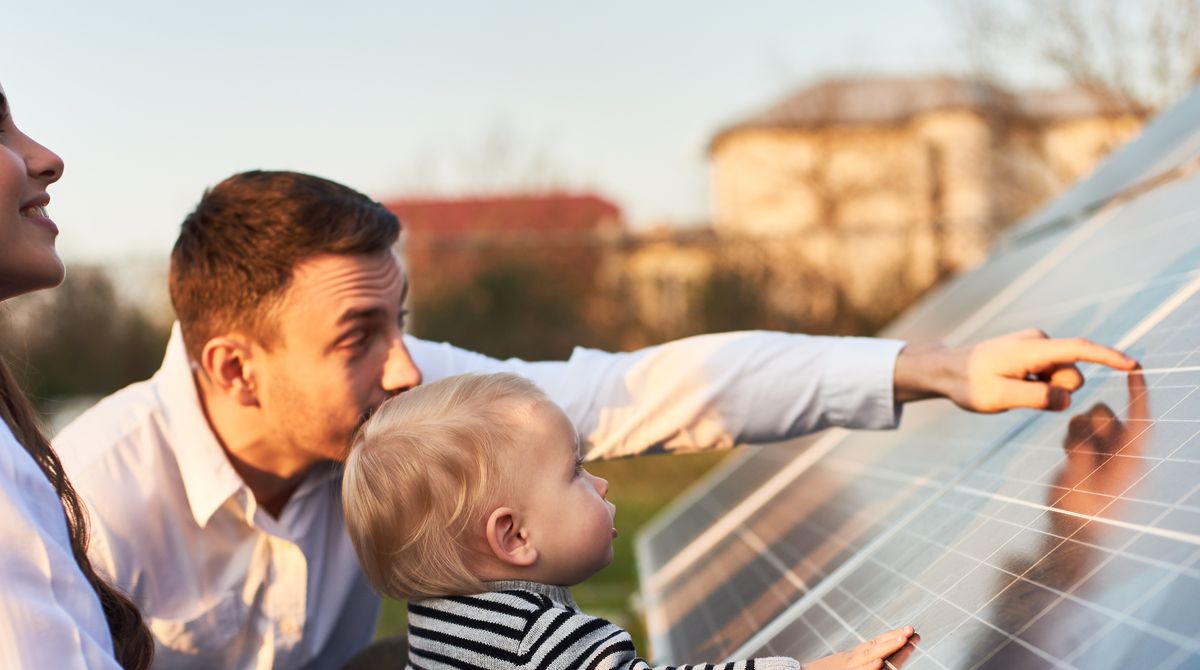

left=518, top=401, right=617, bottom=586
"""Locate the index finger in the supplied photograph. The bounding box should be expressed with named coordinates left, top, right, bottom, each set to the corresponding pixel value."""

left=1025, top=338, right=1139, bottom=372
left=1126, top=368, right=1149, bottom=424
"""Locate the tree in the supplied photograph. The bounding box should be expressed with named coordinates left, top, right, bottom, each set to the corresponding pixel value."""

left=958, top=0, right=1200, bottom=115
left=0, top=266, right=169, bottom=411
left=411, top=260, right=611, bottom=361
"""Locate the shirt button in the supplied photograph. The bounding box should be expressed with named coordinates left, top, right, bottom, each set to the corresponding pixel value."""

left=281, top=619, right=301, bottom=638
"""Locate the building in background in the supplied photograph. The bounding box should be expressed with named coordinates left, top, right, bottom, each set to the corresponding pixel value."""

left=380, top=77, right=1142, bottom=347
left=384, top=194, right=628, bottom=357
left=385, top=193, right=622, bottom=296
left=702, top=75, right=1142, bottom=331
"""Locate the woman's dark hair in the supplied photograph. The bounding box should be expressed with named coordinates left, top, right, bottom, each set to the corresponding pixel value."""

left=0, top=360, right=154, bottom=669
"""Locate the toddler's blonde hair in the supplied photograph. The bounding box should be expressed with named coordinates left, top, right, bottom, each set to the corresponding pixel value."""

left=342, top=372, right=551, bottom=601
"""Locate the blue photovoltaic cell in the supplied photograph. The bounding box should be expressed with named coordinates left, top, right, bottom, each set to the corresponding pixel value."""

left=637, top=90, right=1200, bottom=669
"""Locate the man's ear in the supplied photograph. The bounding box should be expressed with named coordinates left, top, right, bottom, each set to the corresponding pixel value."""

left=485, top=507, right=537, bottom=567
left=199, top=336, right=260, bottom=407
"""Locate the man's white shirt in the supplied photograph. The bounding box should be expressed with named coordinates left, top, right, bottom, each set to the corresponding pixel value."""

left=54, top=325, right=904, bottom=669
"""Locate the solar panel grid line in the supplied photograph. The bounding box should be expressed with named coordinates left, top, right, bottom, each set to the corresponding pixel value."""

left=1009, top=89, right=1200, bottom=241
left=643, top=200, right=1131, bottom=647
left=636, top=448, right=764, bottom=649
left=644, top=429, right=851, bottom=593
left=956, top=201, right=1200, bottom=345
left=994, top=266, right=1200, bottom=328
left=926, top=493, right=1200, bottom=585
left=948, top=479, right=1200, bottom=549
left=886, top=521, right=1199, bottom=670
left=638, top=194, right=1092, bottom=605
left=639, top=92, right=1200, bottom=668
left=938, top=204, right=1121, bottom=347
left=731, top=511, right=951, bottom=669
left=638, top=182, right=1089, bottom=653
left=822, top=531, right=1074, bottom=670
left=637, top=447, right=761, bottom=545
left=1007, top=153, right=1200, bottom=248
left=1001, top=504, right=1200, bottom=668
left=654, top=414, right=1061, bottom=660
left=725, top=244, right=1200, bottom=664
left=849, top=444, right=1200, bottom=670
left=952, top=461, right=1200, bottom=533
left=649, top=456, right=949, bottom=663
left=955, top=451, right=1200, bottom=530
left=751, top=299, right=1200, bottom=666
left=1091, top=364, right=1200, bottom=378
left=866, top=412, right=1188, bottom=664
left=722, top=411, right=1057, bottom=661
left=1105, top=267, right=1200, bottom=350
left=1058, top=553, right=1200, bottom=667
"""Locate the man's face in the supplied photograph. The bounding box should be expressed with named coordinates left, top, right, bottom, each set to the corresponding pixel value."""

left=253, top=250, right=422, bottom=463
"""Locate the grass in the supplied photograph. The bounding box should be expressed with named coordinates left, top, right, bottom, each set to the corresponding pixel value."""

left=373, top=450, right=730, bottom=651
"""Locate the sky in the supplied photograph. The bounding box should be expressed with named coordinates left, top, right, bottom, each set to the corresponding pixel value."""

left=3, top=1, right=1058, bottom=264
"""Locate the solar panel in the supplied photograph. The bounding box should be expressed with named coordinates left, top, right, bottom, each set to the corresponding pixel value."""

left=1010, top=87, right=1200, bottom=241
left=637, top=89, right=1200, bottom=669
left=636, top=211, right=1073, bottom=590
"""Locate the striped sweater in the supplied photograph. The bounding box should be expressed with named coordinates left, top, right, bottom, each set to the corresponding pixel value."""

left=406, top=581, right=799, bottom=670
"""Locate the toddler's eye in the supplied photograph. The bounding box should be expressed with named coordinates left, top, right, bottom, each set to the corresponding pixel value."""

left=573, top=459, right=584, bottom=477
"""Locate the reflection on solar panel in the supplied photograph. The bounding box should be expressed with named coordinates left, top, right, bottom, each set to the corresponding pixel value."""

left=636, top=87, right=1200, bottom=670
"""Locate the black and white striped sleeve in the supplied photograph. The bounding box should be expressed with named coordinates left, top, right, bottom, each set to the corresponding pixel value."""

left=519, top=604, right=800, bottom=670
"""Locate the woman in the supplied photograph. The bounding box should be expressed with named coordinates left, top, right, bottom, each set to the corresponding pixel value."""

left=0, top=83, right=153, bottom=668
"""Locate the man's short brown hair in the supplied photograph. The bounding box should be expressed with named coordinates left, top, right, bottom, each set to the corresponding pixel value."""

left=169, top=171, right=401, bottom=360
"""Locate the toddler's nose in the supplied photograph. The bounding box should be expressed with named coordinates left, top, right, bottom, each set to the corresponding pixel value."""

left=591, top=473, right=610, bottom=498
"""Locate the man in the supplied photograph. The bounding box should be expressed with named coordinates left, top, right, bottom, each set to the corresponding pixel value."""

left=56, top=171, right=1136, bottom=669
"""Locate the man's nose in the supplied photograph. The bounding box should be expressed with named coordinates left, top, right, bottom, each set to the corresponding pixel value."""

left=382, top=335, right=422, bottom=393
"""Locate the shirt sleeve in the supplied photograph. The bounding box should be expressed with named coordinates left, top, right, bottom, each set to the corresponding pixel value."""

left=520, top=606, right=799, bottom=670
left=0, top=437, right=123, bottom=670
left=406, top=331, right=905, bottom=460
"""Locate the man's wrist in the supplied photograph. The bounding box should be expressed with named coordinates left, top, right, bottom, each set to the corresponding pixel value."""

left=893, top=343, right=956, bottom=405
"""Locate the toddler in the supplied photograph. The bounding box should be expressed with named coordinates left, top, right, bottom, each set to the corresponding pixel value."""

left=343, top=373, right=913, bottom=670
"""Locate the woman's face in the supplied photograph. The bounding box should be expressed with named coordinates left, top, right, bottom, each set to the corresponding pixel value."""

left=0, top=84, right=65, bottom=300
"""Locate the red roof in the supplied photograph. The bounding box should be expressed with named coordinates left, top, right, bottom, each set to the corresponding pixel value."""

left=383, top=193, right=622, bottom=237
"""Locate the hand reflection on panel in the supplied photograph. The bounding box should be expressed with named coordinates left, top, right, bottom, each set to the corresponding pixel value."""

left=973, top=371, right=1148, bottom=668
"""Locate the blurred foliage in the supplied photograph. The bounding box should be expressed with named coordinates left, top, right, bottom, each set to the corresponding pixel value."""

left=411, top=260, right=618, bottom=360
left=0, top=266, right=169, bottom=411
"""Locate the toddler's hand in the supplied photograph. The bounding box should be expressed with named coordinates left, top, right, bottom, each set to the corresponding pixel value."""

left=801, top=626, right=915, bottom=670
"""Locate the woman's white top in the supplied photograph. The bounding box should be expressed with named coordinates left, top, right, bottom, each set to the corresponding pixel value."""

left=0, top=418, right=119, bottom=669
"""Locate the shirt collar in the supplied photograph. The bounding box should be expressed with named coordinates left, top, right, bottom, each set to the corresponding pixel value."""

left=155, top=323, right=247, bottom=528
left=485, top=580, right=578, bottom=610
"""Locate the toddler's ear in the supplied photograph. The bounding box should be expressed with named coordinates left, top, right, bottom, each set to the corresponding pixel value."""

left=486, top=507, right=538, bottom=567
